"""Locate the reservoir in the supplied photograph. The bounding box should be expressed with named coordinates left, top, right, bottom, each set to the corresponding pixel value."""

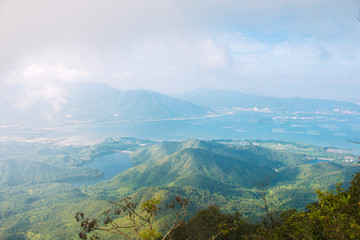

left=73, top=151, right=132, bottom=186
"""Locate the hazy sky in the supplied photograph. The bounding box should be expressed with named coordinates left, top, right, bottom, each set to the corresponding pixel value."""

left=1, top=0, right=360, bottom=100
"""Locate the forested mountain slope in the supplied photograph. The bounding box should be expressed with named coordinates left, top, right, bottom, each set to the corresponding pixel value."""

left=0, top=138, right=359, bottom=239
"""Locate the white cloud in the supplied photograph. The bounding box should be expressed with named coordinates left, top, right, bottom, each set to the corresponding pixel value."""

left=1, top=0, right=359, bottom=99
left=16, top=84, right=68, bottom=113
left=197, top=39, right=228, bottom=69
left=22, top=64, right=89, bottom=81
left=111, top=72, right=132, bottom=79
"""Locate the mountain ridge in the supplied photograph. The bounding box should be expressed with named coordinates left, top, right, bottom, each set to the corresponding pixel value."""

left=0, top=82, right=208, bottom=126
left=93, top=139, right=308, bottom=195
left=178, top=88, right=360, bottom=113
left=2, top=83, right=359, bottom=127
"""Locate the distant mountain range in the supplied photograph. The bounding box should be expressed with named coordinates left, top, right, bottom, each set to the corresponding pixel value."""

left=1, top=82, right=359, bottom=126
left=178, top=88, right=360, bottom=113
left=0, top=82, right=207, bottom=126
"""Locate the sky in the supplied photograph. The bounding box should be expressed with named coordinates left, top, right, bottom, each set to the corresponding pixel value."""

left=1, top=0, right=360, bottom=101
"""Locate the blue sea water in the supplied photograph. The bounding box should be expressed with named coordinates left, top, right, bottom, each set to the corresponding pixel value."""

left=47, top=112, right=360, bottom=153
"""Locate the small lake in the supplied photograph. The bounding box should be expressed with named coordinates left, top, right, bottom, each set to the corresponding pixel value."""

left=72, top=151, right=132, bottom=186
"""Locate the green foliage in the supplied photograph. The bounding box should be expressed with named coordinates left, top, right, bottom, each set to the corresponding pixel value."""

left=170, top=205, right=255, bottom=240
left=76, top=196, right=163, bottom=240
left=0, top=138, right=154, bottom=187
left=137, top=229, right=162, bottom=240
left=75, top=195, right=189, bottom=240
left=141, top=197, right=162, bottom=214
left=269, top=173, right=360, bottom=239
left=0, top=159, right=102, bottom=186
left=0, top=140, right=92, bottom=167
left=1, top=138, right=359, bottom=239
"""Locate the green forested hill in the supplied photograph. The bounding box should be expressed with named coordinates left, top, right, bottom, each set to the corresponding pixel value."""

left=85, top=139, right=360, bottom=216
left=95, top=139, right=287, bottom=193
left=0, top=137, right=153, bottom=186
left=95, top=139, right=341, bottom=194
left=0, top=138, right=359, bottom=239
left=0, top=159, right=102, bottom=185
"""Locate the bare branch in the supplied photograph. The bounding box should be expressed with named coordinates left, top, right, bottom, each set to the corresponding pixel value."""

left=162, top=196, right=190, bottom=240
left=76, top=195, right=188, bottom=240
left=255, top=176, right=276, bottom=229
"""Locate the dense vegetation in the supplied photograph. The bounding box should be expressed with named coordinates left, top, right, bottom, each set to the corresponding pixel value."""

left=0, top=138, right=359, bottom=239
left=75, top=172, right=360, bottom=239
left=268, top=172, right=360, bottom=239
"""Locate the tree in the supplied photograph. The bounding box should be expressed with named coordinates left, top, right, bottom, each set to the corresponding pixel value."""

left=270, top=173, right=360, bottom=240
left=75, top=195, right=189, bottom=240
left=255, top=176, right=276, bottom=230
left=169, top=205, right=255, bottom=240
